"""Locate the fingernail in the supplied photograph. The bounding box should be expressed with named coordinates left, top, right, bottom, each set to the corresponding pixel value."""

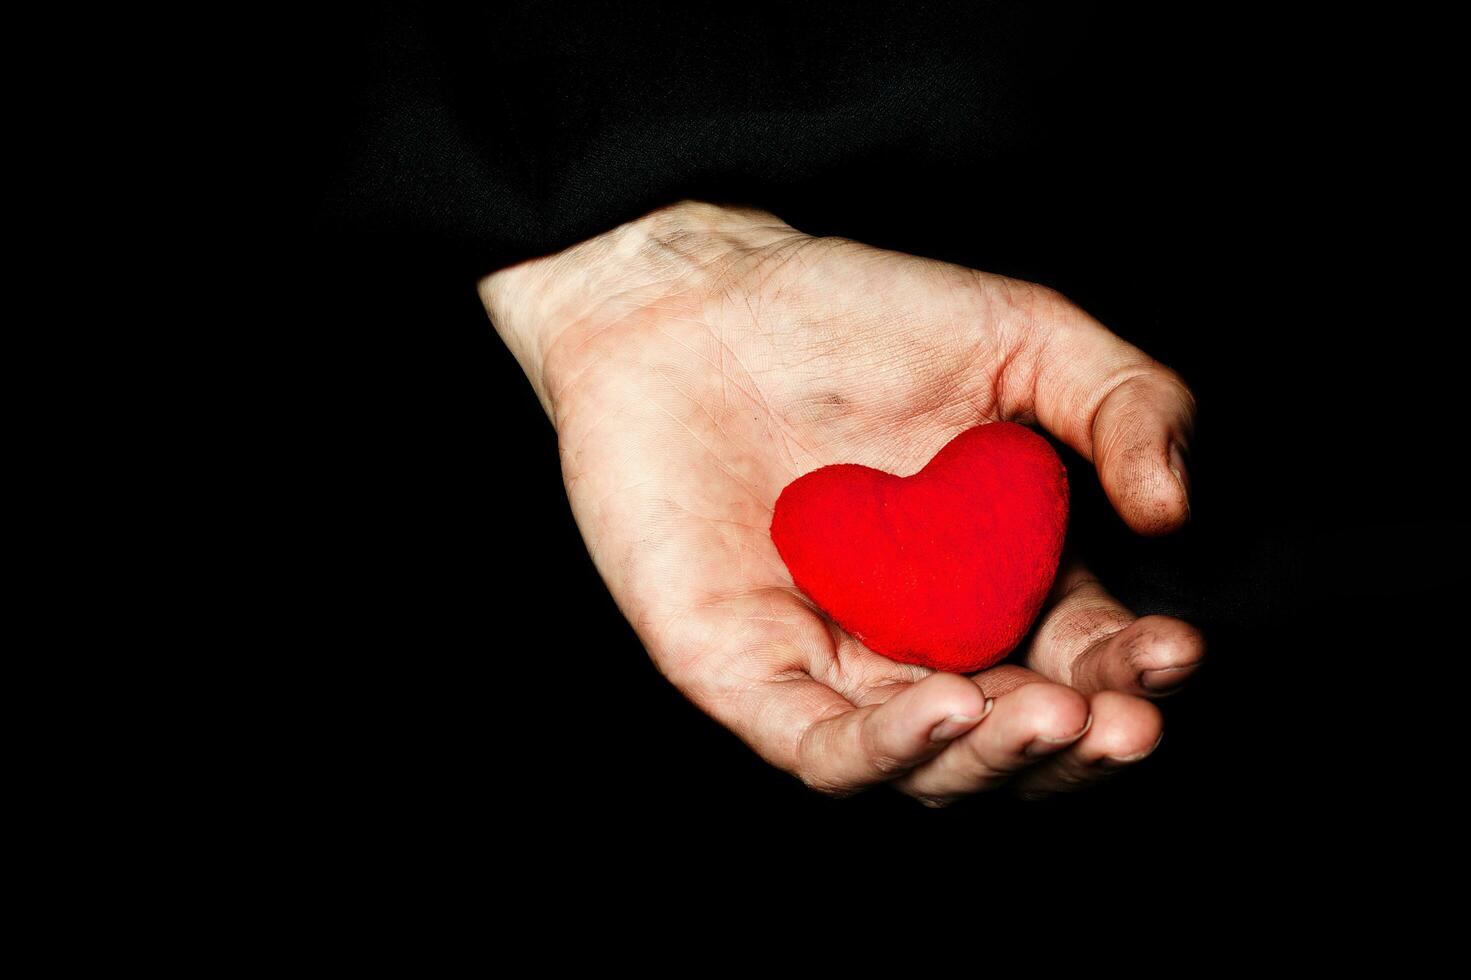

left=1140, top=663, right=1200, bottom=692
left=1169, top=442, right=1192, bottom=520
left=1024, top=712, right=1093, bottom=757
left=928, top=698, right=994, bottom=743
left=1099, top=730, right=1165, bottom=768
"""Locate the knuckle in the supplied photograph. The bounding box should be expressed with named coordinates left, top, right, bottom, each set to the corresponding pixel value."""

left=974, top=270, right=1067, bottom=320
left=898, top=782, right=954, bottom=808
left=853, top=709, right=909, bottom=779
left=796, top=767, right=857, bottom=798
left=1008, top=274, right=1066, bottom=308
left=1147, top=363, right=1199, bottom=421
left=1131, top=616, right=1206, bottom=665
left=867, top=752, right=910, bottom=778
left=793, top=722, right=861, bottom=797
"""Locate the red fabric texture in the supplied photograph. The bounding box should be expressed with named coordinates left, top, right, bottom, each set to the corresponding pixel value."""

left=770, top=422, right=1069, bottom=673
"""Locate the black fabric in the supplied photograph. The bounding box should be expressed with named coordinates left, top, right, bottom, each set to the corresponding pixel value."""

left=286, top=3, right=1460, bottom=870
left=314, top=1, right=1079, bottom=278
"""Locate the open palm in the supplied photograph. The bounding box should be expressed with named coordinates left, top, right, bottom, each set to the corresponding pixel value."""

left=481, top=200, right=1203, bottom=804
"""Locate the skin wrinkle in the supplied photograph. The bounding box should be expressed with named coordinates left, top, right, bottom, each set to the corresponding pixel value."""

left=588, top=476, right=658, bottom=515
left=1085, top=368, right=1160, bottom=465
left=719, top=291, right=733, bottom=418
left=656, top=508, right=771, bottom=600
left=1122, top=623, right=1203, bottom=671
left=734, top=292, right=774, bottom=447
left=542, top=286, right=713, bottom=413
left=724, top=364, right=814, bottom=478
left=710, top=293, right=813, bottom=459
left=750, top=234, right=818, bottom=299
left=653, top=363, right=738, bottom=446
left=794, top=720, right=853, bottom=794
left=709, top=607, right=818, bottom=681
left=565, top=388, right=628, bottom=452
left=706, top=342, right=811, bottom=479
left=648, top=315, right=816, bottom=477
left=823, top=629, right=894, bottom=701
left=665, top=498, right=769, bottom=533
left=847, top=674, right=927, bottom=710
left=1056, top=608, right=1133, bottom=688
left=987, top=295, right=1038, bottom=423
left=559, top=443, right=585, bottom=498
left=546, top=325, right=646, bottom=426
left=642, top=601, right=702, bottom=678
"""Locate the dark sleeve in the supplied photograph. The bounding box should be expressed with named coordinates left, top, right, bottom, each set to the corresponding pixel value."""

left=313, top=1, right=1083, bottom=279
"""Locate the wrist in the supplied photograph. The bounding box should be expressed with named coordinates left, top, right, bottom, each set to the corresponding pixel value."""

left=477, top=199, right=797, bottom=417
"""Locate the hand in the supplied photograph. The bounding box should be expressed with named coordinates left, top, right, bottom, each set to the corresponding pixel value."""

left=479, top=199, right=1203, bottom=804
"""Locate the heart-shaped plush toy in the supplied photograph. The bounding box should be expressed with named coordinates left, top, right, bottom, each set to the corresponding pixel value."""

left=770, top=422, right=1068, bottom=673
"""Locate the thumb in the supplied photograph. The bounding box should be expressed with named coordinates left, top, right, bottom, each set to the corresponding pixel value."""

left=1018, top=286, right=1196, bottom=535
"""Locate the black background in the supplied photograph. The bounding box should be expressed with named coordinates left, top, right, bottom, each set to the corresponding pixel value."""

left=283, top=3, right=1462, bottom=873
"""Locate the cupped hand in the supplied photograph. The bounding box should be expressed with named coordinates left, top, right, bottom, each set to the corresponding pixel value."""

left=479, top=199, right=1203, bottom=805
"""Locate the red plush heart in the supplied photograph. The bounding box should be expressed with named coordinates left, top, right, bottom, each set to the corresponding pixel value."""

left=770, top=422, right=1069, bottom=673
